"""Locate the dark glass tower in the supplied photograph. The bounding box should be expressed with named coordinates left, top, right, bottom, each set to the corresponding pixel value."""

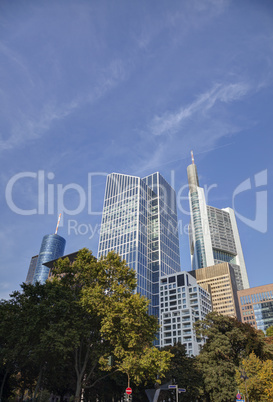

left=32, top=234, right=66, bottom=284
left=25, top=255, right=38, bottom=284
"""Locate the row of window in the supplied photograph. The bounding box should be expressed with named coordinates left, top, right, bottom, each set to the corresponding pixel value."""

left=240, top=291, right=273, bottom=305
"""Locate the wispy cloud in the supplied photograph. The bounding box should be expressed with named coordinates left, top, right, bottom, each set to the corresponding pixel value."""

left=134, top=81, right=251, bottom=174
left=0, top=56, right=129, bottom=153
left=87, top=58, right=130, bottom=102
left=0, top=41, right=35, bottom=86
left=134, top=0, right=229, bottom=52
left=149, top=82, right=249, bottom=137
left=0, top=98, right=80, bottom=151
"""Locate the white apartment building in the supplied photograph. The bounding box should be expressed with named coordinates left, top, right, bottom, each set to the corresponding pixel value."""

left=159, top=271, right=212, bottom=355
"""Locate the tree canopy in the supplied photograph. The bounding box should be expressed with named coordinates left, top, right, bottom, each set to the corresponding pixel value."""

left=2, top=252, right=273, bottom=401
left=236, top=352, right=273, bottom=401
left=266, top=325, right=273, bottom=337
left=195, top=311, right=272, bottom=402
left=0, top=249, right=172, bottom=401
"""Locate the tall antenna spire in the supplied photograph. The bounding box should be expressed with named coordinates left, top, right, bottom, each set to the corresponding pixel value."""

left=191, top=150, right=195, bottom=164
left=55, top=213, right=61, bottom=234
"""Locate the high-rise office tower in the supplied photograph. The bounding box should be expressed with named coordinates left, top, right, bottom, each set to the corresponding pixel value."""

left=98, top=172, right=181, bottom=318
left=25, top=255, right=38, bottom=284
left=32, top=216, right=66, bottom=284
left=187, top=153, right=249, bottom=291
left=32, top=234, right=66, bottom=284
left=191, top=262, right=241, bottom=319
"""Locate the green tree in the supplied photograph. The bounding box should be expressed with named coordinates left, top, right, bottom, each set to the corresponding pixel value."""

left=0, top=283, right=54, bottom=400
left=236, top=352, right=273, bottom=401
left=0, top=281, right=79, bottom=400
left=160, top=343, right=203, bottom=401
left=1, top=249, right=172, bottom=400
left=0, top=298, right=21, bottom=400
left=266, top=326, right=273, bottom=337
left=263, top=327, right=273, bottom=356
left=195, top=311, right=271, bottom=401
left=51, top=249, right=172, bottom=399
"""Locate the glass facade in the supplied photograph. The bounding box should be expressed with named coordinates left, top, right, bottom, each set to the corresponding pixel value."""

left=190, top=191, right=207, bottom=268
left=239, top=288, right=273, bottom=332
left=253, top=301, right=273, bottom=332
left=33, top=234, right=66, bottom=284
left=187, top=157, right=249, bottom=291
left=213, top=250, right=237, bottom=264
left=98, top=172, right=180, bottom=319
left=240, top=290, right=273, bottom=305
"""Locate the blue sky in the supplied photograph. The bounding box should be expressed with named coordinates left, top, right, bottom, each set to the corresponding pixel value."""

left=0, top=0, right=272, bottom=299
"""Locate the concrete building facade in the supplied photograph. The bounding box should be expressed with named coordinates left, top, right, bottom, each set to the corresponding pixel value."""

left=191, top=262, right=241, bottom=319
left=160, top=271, right=212, bottom=355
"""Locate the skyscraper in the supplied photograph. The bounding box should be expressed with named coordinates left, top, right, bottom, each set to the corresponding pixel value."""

left=191, top=262, right=241, bottom=319
left=25, top=255, right=38, bottom=284
left=187, top=153, right=249, bottom=291
left=98, top=172, right=181, bottom=318
left=32, top=233, right=66, bottom=284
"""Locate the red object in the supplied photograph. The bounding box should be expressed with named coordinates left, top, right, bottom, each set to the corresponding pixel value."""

left=126, top=387, right=132, bottom=395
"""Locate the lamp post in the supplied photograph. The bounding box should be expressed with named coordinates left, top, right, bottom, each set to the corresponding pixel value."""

left=240, top=369, right=249, bottom=402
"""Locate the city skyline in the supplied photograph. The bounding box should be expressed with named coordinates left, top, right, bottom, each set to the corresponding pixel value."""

left=0, top=0, right=272, bottom=299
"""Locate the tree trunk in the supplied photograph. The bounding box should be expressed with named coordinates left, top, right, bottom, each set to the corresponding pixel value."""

left=0, top=368, right=9, bottom=402
left=74, top=344, right=91, bottom=402
left=20, top=385, right=26, bottom=401
left=19, top=374, right=27, bottom=402
left=34, top=366, right=43, bottom=400
left=75, top=377, right=83, bottom=402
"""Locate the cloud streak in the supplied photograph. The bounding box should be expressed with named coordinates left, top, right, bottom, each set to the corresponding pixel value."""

left=0, top=98, right=80, bottom=151
left=149, top=82, right=250, bottom=137
left=0, top=56, right=129, bottom=153
left=135, top=81, right=251, bottom=174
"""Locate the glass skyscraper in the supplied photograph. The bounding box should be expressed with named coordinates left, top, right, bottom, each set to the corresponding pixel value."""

left=187, top=154, right=249, bottom=290
left=32, top=234, right=66, bottom=284
left=98, top=172, right=180, bottom=318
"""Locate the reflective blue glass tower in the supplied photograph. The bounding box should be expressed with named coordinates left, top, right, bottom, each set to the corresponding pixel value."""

left=98, top=172, right=180, bottom=319
left=32, top=234, right=66, bottom=284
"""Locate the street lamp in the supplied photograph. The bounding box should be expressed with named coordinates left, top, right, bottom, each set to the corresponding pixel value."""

left=240, top=369, right=249, bottom=402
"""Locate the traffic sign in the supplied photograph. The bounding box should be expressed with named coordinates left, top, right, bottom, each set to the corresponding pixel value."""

left=126, top=387, right=132, bottom=395
left=236, top=393, right=241, bottom=399
left=168, top=385, right=177, bottom=389
left=178, top=388, right=186, bottom=392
